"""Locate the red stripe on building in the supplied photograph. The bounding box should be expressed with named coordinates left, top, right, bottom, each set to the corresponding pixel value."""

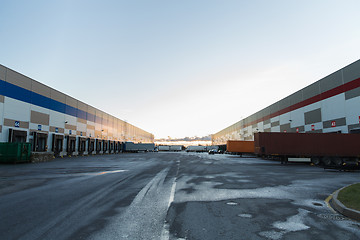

left=245, top=77, right=360, bottom=128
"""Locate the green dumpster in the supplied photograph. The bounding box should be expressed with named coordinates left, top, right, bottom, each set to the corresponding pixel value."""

left=0, top=143, right=32, bottom=163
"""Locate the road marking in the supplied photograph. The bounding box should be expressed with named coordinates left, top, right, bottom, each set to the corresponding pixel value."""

left=168, top=179, right=177, bottom=208
left=95, top=170, right=128, bottom=175
left=62, top=169, right=128, bottom=177
left=325, top=190, right=337, bottom=213
left=161, top=160, right=180, bottom=240
left=89, top=167, right=170, bottom=240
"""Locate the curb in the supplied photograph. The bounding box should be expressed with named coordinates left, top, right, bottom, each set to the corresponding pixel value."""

left=331, top=185, right=360, bottom=222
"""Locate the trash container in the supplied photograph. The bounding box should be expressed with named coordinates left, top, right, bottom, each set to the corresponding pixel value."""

left=0, top=142, right=32, bottom=163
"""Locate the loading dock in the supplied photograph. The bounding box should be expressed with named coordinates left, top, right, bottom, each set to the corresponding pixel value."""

left=115, top=141, right=122, bottom=153
left=88, top=138, right=95, bottom=154
left=212, top=60, right=360, bottom=145
left=96, top=139, right=102, bottom=154
left=32, top=132, right=48, bottom=152
left=66, top=136, right=76, bottom=156
left=102, top=140, right=108, bottom=153
left=52, top=134, right=64, bottom=157
left=8, top=129, right=27, bottom=143
left=78, top=137, right=86, bottom=155
left=109, top=141, right=114, bottom=153
left=0, top=64, right=155, bottom=158
left=114, top=141, right=118, bottom=153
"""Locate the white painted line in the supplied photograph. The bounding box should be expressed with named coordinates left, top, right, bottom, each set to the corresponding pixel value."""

left=161, top=160, right=180, bottom=240
left=168, top=180, right=177, bottom=208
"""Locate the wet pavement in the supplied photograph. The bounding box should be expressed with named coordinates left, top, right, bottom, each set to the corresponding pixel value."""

left=0, top=152, right=359, bottom=239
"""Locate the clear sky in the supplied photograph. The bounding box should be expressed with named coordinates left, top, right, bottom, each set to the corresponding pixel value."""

left=1, top=0, right=360, bottom=139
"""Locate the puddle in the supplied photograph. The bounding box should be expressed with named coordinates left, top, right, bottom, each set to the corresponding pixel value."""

left=312, top=202, right=323, bottom=206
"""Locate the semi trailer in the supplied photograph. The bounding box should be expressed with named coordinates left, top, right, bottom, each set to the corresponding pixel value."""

left=158, top=145, right=170, bottom=151
left=122, top=142, right=155, bottom=152
left=186, top=146, right=207, bottom=152
left=158, top=145, right=183, bottom=151
left=169, top=145, right=182, bottom=151
left=226, top=140, right=255, bottom=156
left=254, top=132, right=360, bottom=166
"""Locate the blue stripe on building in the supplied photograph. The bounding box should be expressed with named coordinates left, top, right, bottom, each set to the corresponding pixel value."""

left=0, top=79, right=104, bottom=123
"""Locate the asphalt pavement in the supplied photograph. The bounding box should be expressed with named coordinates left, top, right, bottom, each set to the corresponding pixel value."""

left=0, top=152, right=359, bottom=240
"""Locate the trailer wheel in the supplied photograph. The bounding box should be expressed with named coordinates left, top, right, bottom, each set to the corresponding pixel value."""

left=342, top=157, right=358, bottom=166
left=311, top=157, right=321, bottom=165
left=280, top=156, right=288, bottom=164
left=322, top=157, right=332, bottom=166
left=331, top=157, right=343, bottom=166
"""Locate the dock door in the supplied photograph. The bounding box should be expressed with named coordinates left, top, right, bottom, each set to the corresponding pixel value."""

left=96, top=139, right=102, bottom=154
left=88, top=138, right=95, bottom=154
left=78, top=137, right=86, bottom=155
left=52, top=134, right=64, bottom=157
left=8, top=129, right=27, bottom=143
left=32, top=132, right=48, bottom=152
left=66, top=136, right=76, bottom=156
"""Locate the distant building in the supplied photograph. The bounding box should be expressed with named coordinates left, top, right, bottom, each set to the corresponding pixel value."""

left=213, top=60, right=360, bottom=144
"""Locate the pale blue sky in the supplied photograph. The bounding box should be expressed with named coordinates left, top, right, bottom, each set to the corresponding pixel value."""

left=1, top=0, right=360, bottom=138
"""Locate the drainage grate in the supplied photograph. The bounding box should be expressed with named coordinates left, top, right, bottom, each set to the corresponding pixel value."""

left=317, top=214, right=348, bottom=221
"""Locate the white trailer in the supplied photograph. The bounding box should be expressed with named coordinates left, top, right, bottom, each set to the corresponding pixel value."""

left=158, top=145, right=170, bottom=151
left=158, top=145, right=182, bottom=151
left=186, top=146, right=207, bottom=152
left=169, top=145, right=182, bottom=151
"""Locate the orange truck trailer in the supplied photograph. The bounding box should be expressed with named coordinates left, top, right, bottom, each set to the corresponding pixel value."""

left=226, top=140, right=255, bottom=156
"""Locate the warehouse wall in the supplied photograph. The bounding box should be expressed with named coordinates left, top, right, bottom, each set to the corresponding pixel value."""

left=0, top=64, right=154, bottom=156
left=212, top=59, right=360, bottom=145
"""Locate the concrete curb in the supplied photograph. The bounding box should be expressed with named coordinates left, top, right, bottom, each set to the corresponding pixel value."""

left=331, top=184, right=360, bottom=222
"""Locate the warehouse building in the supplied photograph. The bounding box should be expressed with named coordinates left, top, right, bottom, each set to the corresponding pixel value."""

left=212, top=59, right=360, bottom=145
left=0, top=64, right=154, bottom=157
